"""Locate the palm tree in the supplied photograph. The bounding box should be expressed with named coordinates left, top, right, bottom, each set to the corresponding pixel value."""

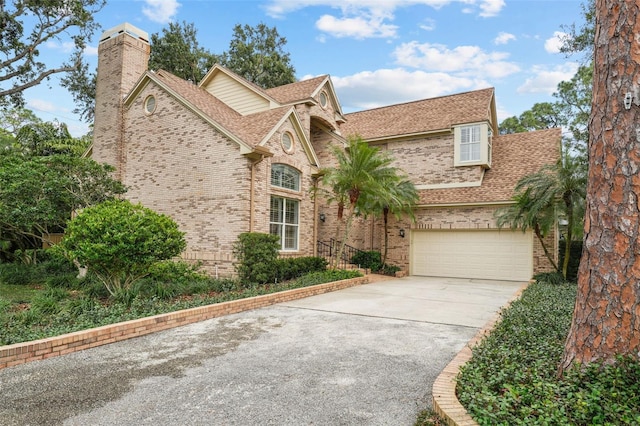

left=318, top=136, right=400, bottom=269
left=362, top=179, right=418, bottom=265
left=496, top=148, right=586, bottom=279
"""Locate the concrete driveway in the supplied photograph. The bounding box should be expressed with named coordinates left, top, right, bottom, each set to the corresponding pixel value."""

left=0, top=276, right=524, bottom=426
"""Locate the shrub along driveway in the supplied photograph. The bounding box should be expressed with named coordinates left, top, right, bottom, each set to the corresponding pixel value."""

left=0, top=276, right=524, bottom=425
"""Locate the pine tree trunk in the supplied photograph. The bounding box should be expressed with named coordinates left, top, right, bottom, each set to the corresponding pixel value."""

left=560, top=0, right=640, bottom=372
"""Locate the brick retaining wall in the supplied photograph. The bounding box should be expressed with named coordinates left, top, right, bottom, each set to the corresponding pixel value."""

left=0, top=276, right=368, bottom=370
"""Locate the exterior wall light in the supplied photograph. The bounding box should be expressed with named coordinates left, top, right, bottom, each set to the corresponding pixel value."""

left=319, top=213, right=326, bottom=222
left=399, top=229, right=405, bottom=238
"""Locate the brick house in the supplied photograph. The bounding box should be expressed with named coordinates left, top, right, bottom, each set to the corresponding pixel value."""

left=92, top=23, right=559, bottom=281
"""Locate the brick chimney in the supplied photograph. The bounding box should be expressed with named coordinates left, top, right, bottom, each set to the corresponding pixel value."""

left=92, top=23, right=150, bottom=177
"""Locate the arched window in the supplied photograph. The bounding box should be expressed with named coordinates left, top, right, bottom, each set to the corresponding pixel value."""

left=271, top=164, right=300, bottom=191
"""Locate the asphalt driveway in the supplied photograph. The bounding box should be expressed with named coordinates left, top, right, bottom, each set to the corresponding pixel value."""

left=0, top=276, right=524, bottom=426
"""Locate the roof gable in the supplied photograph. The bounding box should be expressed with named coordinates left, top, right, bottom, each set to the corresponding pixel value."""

left=341, top=87, right=496, bottom=141
left=198, top=65, right=279, bottom=114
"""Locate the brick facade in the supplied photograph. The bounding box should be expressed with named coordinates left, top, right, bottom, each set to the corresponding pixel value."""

left=92, top=23, right=560, bottom=280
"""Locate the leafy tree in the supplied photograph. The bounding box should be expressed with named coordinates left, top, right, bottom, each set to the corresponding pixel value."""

left=318, top=136, right=402, bottom=269
left=361, top=179, right=418, bottom=265
left=14, top=120, right=90, bottom=157
left=218, top=23, right=295, bottom=89
left=0, top=0, right=106, bottom=108
left=559, top=0, right=595, bottom=60
left=560, top=0, right=640, bottom=371
left=497, top=150, right=586, bottom=279
left=499, top=102, right=561, bottom=134
left=60, top=58, right=96, bottom=123
left=0, top=155, right=126, bottom=256
left=0, top=107, right=40, bottom=136
left=149, top=21, right=217, bottom=83
left=60, top=199, right=186, bottom=296
left=554, top=64, right=593, bottom=159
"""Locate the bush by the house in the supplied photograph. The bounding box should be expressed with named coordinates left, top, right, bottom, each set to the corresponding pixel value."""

left=351, top=250, right=382, bottom=270
left=233, top=232, right=280, bottom=285
left=275, top=256, right=327, bottom=282
left=456, top=280, right=640, bottom=424
left=59, top=199, right=186, bottom=297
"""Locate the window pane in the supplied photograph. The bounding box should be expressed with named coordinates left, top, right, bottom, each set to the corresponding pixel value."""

left=285, top=200, right=298, bottom=224
left=269, top=196, right=299, bottom=250
left=471, top=143, right=481, bottom=160
left=271, top=164, right=300, bottom=191
left=284, top=225, right=298, bottom=250
left=270, top=197, right=283, bottom=222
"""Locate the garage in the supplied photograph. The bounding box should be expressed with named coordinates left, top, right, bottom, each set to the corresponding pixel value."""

left=410, top=230, right=533, bottom=281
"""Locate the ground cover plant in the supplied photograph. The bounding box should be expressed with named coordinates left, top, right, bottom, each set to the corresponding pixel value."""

left=456, top=279, right=640, bottom=425
left=0, top=252, right=360, bottom=346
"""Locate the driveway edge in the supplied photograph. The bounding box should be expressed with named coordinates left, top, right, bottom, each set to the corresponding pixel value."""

left=0, top=276, right=369, bottom=371
left=431, top=281, right=530, bottom=425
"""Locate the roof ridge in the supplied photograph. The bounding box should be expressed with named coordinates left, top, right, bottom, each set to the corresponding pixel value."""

left=345, top=87, right=495, bottom=117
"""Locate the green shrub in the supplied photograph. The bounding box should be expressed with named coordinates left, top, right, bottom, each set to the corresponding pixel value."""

left=60, top=199, right=186, bottom=297
left=351, top=250, right=382, bottom=270
left=275, top=256, right=327, bottom=282
left=233, top=233, right=280, bottom=285
left=145, top=260, right=210, bottom=285
left=378, top=263, right=400, bottom=276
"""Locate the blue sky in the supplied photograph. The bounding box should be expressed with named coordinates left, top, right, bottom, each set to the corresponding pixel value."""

left=23, top=0, right=586, bottom=136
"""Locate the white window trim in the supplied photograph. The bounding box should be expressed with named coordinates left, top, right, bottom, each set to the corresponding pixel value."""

left=271, top=164, right=301, bottom=191
left=454, top=122, right=492, bottom=168
left=270, top=196, right=299, bottom=251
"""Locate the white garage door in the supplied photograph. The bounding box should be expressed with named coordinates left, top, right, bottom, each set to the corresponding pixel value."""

left=410, top=230, right=533, bottom=281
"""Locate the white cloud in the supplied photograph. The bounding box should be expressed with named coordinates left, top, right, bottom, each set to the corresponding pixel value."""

left=27, top=99, right=64, bottom=114
left=494, top=32, right=516, bottom=45
left=45, top=41, right=76, bottom=53
left=517, top=62, right=579, bottom=94
left=420, top=18, right=436, bottom=31
left=142, top=0, right=180, bottom=24
left=265, top=0, right=504, bottom=40
left=84, top=45, right=98, bottom=56
left=478, top=0, right=505, bottom=17
left=330, top=68, right=488, bottom=110
left=545, top=31, right=567, bottom=54
left=316, top=14, right=397, bottom=39
left=393, top=41, right=520, bottom=79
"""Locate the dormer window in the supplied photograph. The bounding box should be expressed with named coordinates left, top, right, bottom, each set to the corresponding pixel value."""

left=454, top=123, right=492, bottom=168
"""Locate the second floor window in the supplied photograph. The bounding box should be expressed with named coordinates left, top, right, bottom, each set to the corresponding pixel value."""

left=459, top=125, right=481, bottom=162
left=271, top=164, right=300, bottom=191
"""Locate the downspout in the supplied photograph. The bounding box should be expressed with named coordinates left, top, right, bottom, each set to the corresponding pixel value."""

left=313, top=176, right=319, bottom=256
left=244, top=146, right=273, bottom=232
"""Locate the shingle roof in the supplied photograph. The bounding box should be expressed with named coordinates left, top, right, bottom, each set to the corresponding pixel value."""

left=340, top=88, right=495, bottom=140
left=419, top=127, right=561, bottom=205
left=266, top=75, right=328, bottom=104
left=154, top=69, right=291, bottom=147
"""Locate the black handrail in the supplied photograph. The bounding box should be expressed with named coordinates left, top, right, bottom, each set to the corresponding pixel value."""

left=317, top=239, right=365, bottom=270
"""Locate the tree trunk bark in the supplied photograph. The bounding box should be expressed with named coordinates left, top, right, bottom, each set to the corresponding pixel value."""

left=560, top=0, right=640, bottom=372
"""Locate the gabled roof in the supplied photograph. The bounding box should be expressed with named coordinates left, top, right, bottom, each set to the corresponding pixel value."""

left=124, top=69, right=318, bottom=164
left=266, top=75, right=328, bottom=104
left=198, top=64, right=279, bottom=105
left=419, top=127, right=561, bottom=205
left=341, top=88, right=495, bottom=141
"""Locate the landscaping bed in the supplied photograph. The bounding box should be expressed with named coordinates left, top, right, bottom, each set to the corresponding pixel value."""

left=455, top=280, right=640, bottom=425
left=0, top=257, right=361, bottom=346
